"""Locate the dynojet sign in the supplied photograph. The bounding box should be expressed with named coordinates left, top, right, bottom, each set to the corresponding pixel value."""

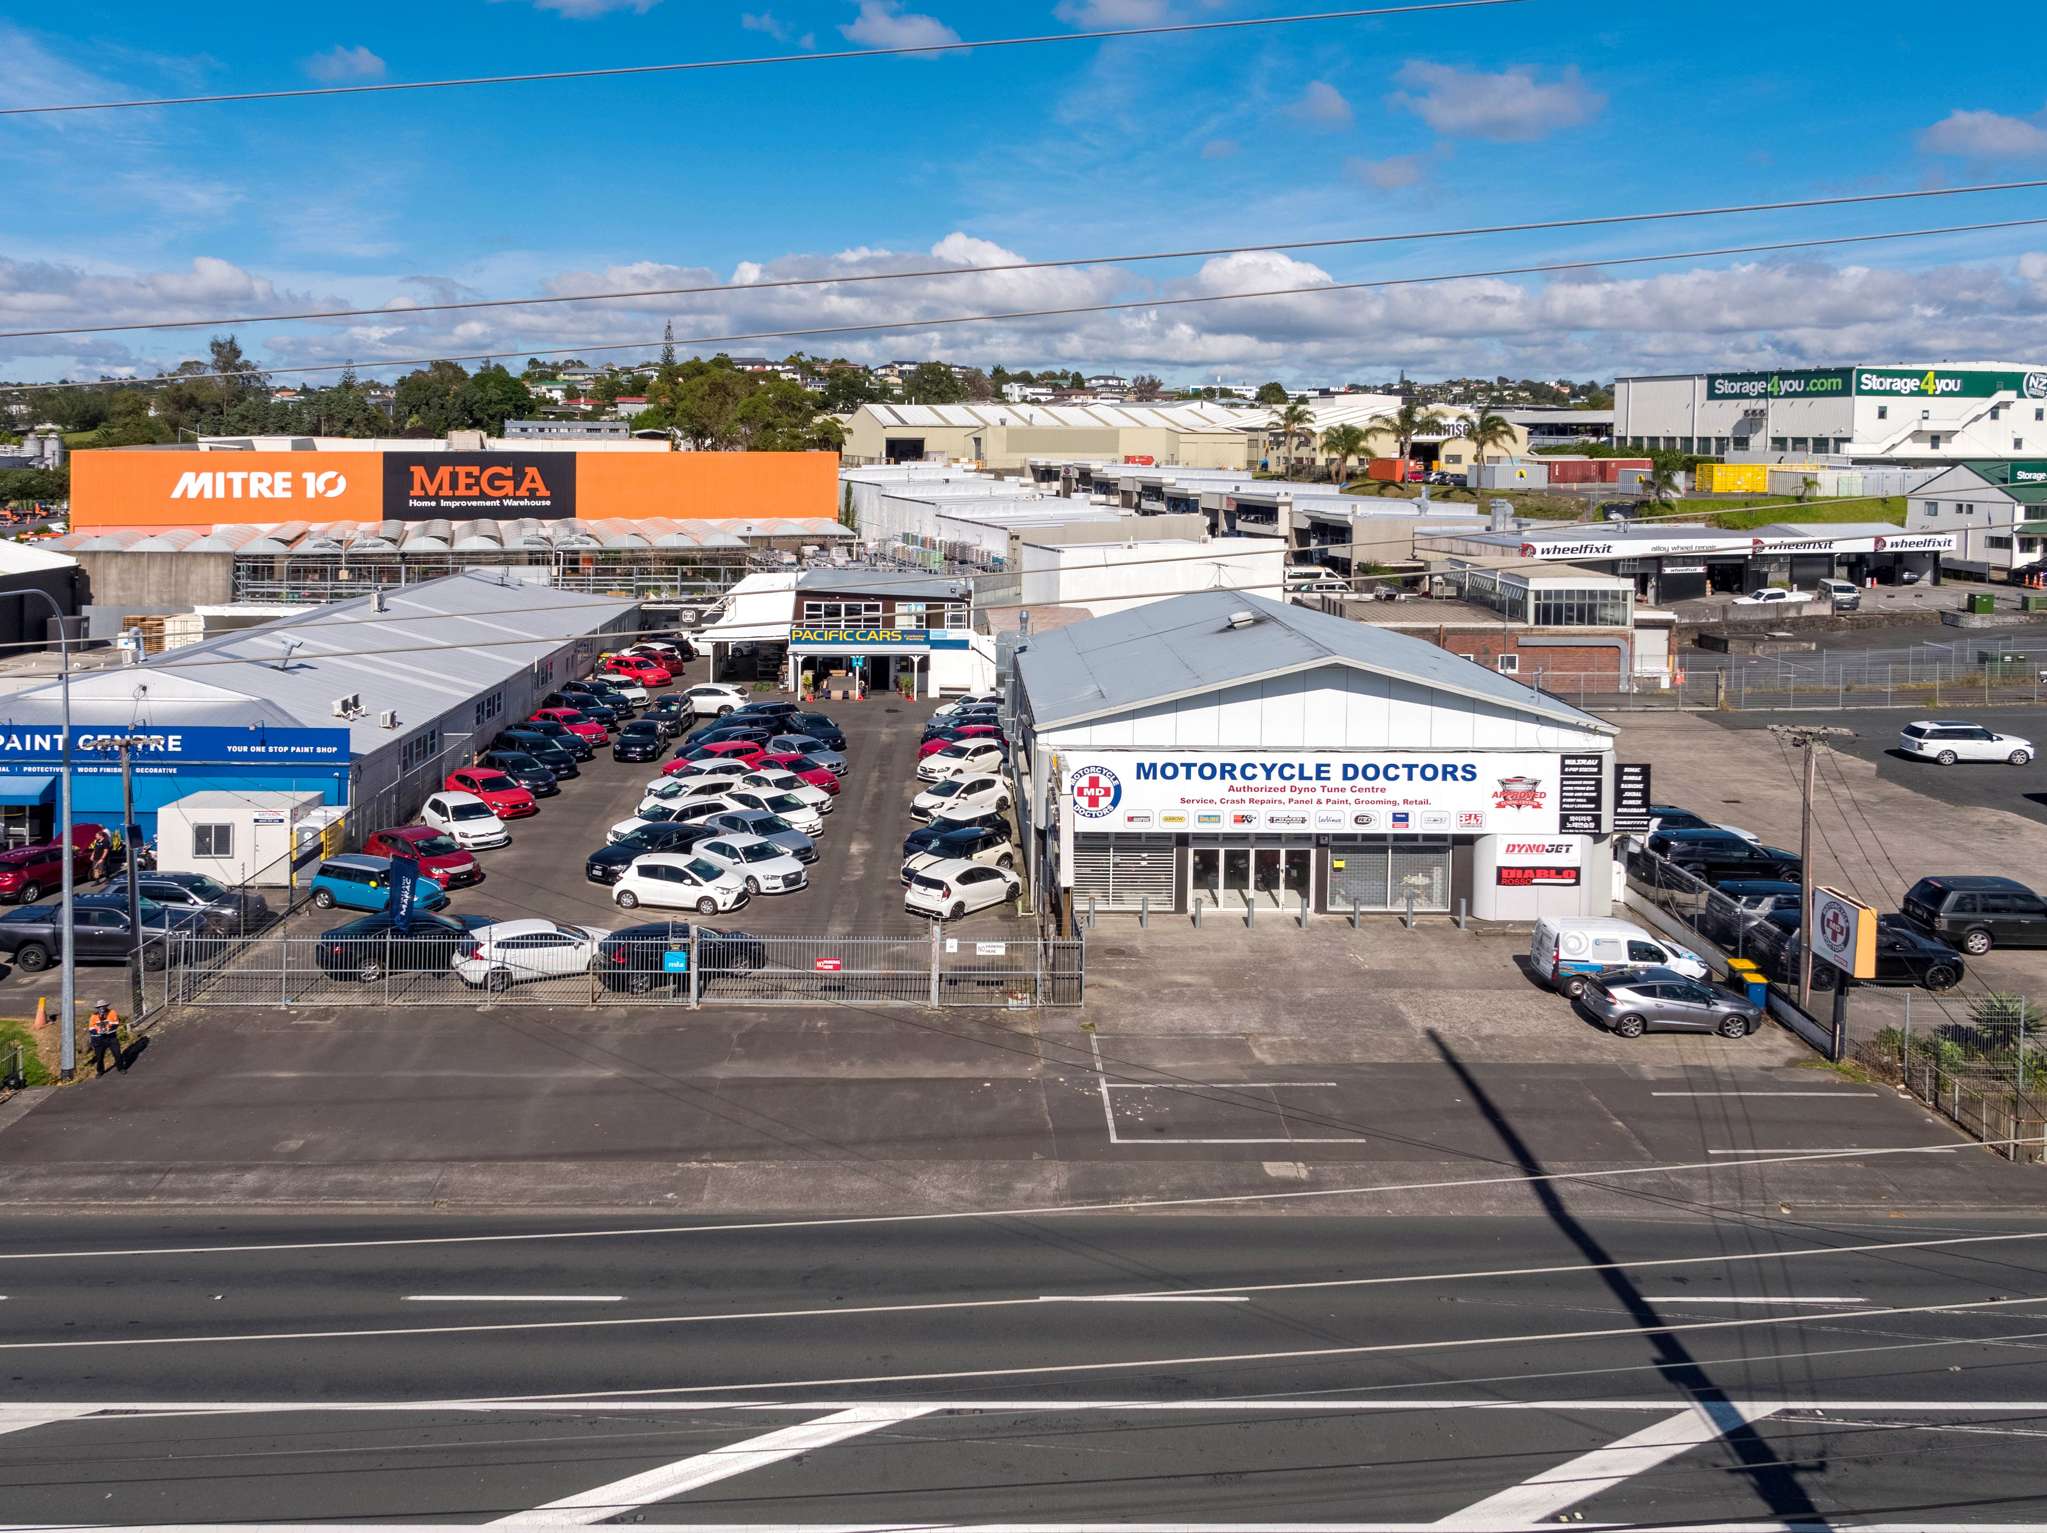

left=1061, top=751, right=1607, bottom=836
left=383, top=452, right=576, bottom=519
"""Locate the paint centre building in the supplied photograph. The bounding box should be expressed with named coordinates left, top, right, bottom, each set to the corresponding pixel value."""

left=1011, top=591, right=1618, bottom=926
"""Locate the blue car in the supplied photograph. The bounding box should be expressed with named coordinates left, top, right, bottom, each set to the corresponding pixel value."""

left=309, top=853, right=450, bottom=914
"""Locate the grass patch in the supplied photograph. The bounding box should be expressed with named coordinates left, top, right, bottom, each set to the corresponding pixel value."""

left=0, top=1016, right=54, bottom=1088
left=1681, top=496, right=1907, bottom=530
left=1338, top=482, right=1587, bottom=519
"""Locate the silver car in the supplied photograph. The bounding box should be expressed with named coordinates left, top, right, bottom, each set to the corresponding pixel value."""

left=1576, top=966, right=1761, bottom=1040
left=704, top=809, right=817, bottom=865
left=768, top=735, right=848, bottom=775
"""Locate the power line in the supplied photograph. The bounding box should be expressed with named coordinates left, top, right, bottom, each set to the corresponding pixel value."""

left=0, top=2, right=1519, bottom=117
left=11, top=214, right=2046, bottom=394
left=9, top=177, right=2044, bottom=342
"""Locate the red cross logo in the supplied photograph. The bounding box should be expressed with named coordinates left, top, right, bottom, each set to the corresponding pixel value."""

left=1071, top=764, right=1121, bottom=817
left=1076, top=774, right=1114, bottom=809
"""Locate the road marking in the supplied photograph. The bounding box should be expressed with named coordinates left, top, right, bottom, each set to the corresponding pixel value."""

left=1708, top=1147, right=1881, bottom=1154
left=0, top=1137, right=2019, bottom=1263
left=1651, top=1090, right=1881, bottom=1097
left=1104, top=1081, right=1342, bottom=1090
left=1038, top=1295, right=1250, bottom=1303
left=489, top=1403, right=937, bottom=1526
left=0, top=1404, right=97, bottom=1437
left=1435, top=1400, right=1780, bottom=1528
left=402, top=1295, right=624, bottom=1304
left=1636, top=1296, right=1869, bottom=1306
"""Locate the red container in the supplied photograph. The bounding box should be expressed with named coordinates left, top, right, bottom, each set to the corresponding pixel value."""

left=1543, top=458, right=1599, bottom=484
left=1366, top=457, right=1418, bottom=482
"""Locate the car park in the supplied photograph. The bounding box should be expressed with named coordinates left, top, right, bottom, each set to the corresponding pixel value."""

left=911, top=773, right=1010, bottom=823
left=1576, top=967, right=1762, bottom=1039
left=903, top=824, right=1017, bottom=883
left=1756, top=911, right=1967, bottom=992
left=1897, top=720, right=2034, bottom=766
left=684, top=682, right=749, bottom=717
left=134, top=869, right=274, bottom=932
left=520, top=718, right=596, bottom=761
left=454, top=919, right=608, bottom=990
left=445, top=767, right=537, bottom=819
left=0, top=896, right=207, bottom=971
left=584, top=822, right=716, bottom=884
left=1900, top=874, right=2047, bottom=954
left=419, top=790, right=512, bottom=851
left=595, top=922, right=765, bottom=994
left=493, top=728, right=582, bottom=777
left=904, top=859, right=1021, bottom=920
left=917, top=741, right=1005, bottom=781
left=692, top=833, right=810, bottom=895
left=310, top=854, right=450, bottom=914
left=612, top=721, right=668, bottom=762
left=611, top=853, right=752, bottom=913
left=740, top=768, right=833, bottom=813
left=363, top=826, right=482, bottom=889
left=314, top=911, right=496, bottom=982
left=1529, top=915, right=1708, bottom=998
left=480, top=745, right=568, bottom=789
left=530, top=706, right=610, bottom=745
left=723, top=786, right=824, bottom=837
left=903, top=811, right=1009, bottom=856
left=767, top=735, right=847, bottom=774
left=703, top=809, right=816, bottom=863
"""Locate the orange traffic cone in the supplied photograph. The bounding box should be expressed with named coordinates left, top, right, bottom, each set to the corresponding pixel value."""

left=32, top=995, right=46, bottom=1028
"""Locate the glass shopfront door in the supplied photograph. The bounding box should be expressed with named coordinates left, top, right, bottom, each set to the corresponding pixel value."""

left=1194, top=840, right=1315, bottom=909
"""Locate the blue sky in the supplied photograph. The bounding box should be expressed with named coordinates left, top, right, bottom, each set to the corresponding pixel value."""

left=4, top=0, right=2047, bottom=386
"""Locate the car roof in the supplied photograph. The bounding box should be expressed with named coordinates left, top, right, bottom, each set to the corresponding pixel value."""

left=434, top=789, right=487, bottom=806
left=1713, top=879, right=1800, bottom=895
left=472, top=918, right=571, bottom=938
left=373, top=825, right=435, bottom=841
left=324, top=852, right=389, bottom=869
left=1605, top=965, right=1697, bottom=985
left=1912, top=873, right=2032, bottom=892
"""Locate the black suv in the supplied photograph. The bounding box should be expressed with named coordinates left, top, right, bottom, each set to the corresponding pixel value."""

left=1642, top=829, right=1800, bottom=885
left=786, top=712, right=846, bottom=751
left=585, top=822, right=717, bottom=885
left=543, top=690, right=621, bottom=727
left=520, top=718, right=595, bottom=761
left=903, top=811, right=1008, bottom=857
left=1901, top=875, right=2047, bottom=954
left=314, top=911, right=496, bottom=982
left=639, top=697, right=689, bottom=738
left=135, top=871, right=273, bottom=935
left=612, top=720, right=668, bottom=763
left=594, top=921, right=768, bottom=995
left=493, top=728, right=581, bottom=777
left=0, top=896, right=209, bottom=971
left=1756, top=911, right=1966, bottom=993
left=478, top=749, right=562, bottom=795
left=562, top=679, right=636, bottom=718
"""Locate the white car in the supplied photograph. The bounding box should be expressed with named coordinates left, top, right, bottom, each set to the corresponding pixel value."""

left=595, top=676, right=649, bottom=704
left=1898, top=719, right=2035, bottom=766
left=903, top=832, right=1017, bottom=882
left=418, top=790, right=510, bottom=850
left=1731, top=587, right=1812, bottom=607
left=904, top=858, right=1021, bottom=920
left=636, top=786, right=742, bottom=823
left=911, top=772, right=1011, bottom=823
left=723, top=786, right=824, bottom=837
left=612, top=853, right=750, bottom=914
left=703, top=808, right=815, bottom=863
left=739, top=768, right=832, bottom=813
left=453, top=918, right=607, bottom=990
left=638, top=777, right=737, bottom=814
left=658, top=759, right=753, bottom=790
left=931, top=693, right=1001, bottom=721
left=684, top=682, right=749, bottom=718
left=917, top=741, right=1006, bottom=782
left=692, top=833, right=810, bottom=895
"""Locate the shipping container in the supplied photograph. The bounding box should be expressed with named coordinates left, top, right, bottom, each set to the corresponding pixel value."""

left=1543, top=457, right=1600, bottom=485
left=1365, top=457, right=1420, bottom=483
left=1472, top=459, right=1550, bottom=490
left=1695, top=462, right=1771, bottom=494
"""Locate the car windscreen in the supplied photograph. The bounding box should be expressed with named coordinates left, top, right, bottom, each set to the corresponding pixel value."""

left=683, top=858, right=725, bottom=883
left=471, top=773, right=516, bottom=792
left=764, top=793, right=805, bottom=815
left=413, top=834, right=461, bottom=856
left=450, top=802, right=494, bottom=820
left=925, top=778, right=964, bottom=798
left=736, top=842, right=781, bottom=863
left=181, top=875, right=233, bottom=900
left=909, top=873, right=947, bottom=892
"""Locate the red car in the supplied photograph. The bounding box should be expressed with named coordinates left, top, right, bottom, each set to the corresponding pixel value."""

left=363, top=826, right=482, bottom=888
left=445, top=766, right=539, bottom=819
left=601, top=654, right=672, bottom=687
left=0, top=842, right=69, bottom=903
left=528, top=707, right=609, bottom=745
left=680, top=739, right=766, bottom=771
left=757, top=751, right=841, bottom=794
left=916, top=727, right=1003, bottom=758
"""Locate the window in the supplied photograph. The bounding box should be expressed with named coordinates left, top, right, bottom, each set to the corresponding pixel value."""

left=1791, top=437, right=1809, bottom=452
left=1626, top=941, right=1665, bottom=964
left=1531, top=587, right=1631, bottom=627
left=1991, top=405, right=2003, bottom=421
left=533, top=656, right=554, bottom=686
left=1930, top=435, right=1942, bottom=450
left=1771, top=437, right=1788, bottom=451
left=1987, top=536, right=2013, bottom=550
left=2018, top=439, right=2027, bottom=452
left=193, top=823, right=234, bottom=859
left=801, top=600, right=884, bottom=625
left=1877, top=405, right=1888, bottom=420
left=1495, top=654, right=1520, bottom=674
left=1923, top=504, right=1937, bottom=517
left=473, top=689, right=504, bottom=728
left=1455, top=652, right=1475, bottom=661
left=401, top=728, right=442, bottom=773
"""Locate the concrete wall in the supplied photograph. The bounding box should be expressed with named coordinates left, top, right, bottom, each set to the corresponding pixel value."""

left=78, top=550, right=237, bottom=610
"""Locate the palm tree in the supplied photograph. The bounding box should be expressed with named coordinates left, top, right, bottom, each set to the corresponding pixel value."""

left=1361, top=396, right=1448, bottom=483
left=1319, top=424, right=1369, bottom=486
left=1270, top=400, right=1316, bottom=475
left=1641, top=462, right=1682, bottom=508
left=1462, top=408, right=1519, bottom=463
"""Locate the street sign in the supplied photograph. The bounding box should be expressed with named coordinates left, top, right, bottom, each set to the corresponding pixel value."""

left=814, top=957, right=843, bottom=972
left=661, top=950, right=690, bottom=974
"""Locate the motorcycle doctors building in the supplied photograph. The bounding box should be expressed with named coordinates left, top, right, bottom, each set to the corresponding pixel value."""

left=1010, top=591, right=1618, bottom=928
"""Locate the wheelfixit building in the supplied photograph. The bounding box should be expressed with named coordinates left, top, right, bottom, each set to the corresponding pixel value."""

left=1011, top=591, right=1619, bottom=928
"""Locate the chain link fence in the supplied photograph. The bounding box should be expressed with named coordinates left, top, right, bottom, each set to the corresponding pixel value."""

left=1855, top=1001, right=2047, bottom=1163
left=1534, top=639, right=2047, bottom=713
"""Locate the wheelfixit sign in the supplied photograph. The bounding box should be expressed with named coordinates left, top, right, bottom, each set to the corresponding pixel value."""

left=1061, top=751, right=1608, bottom=835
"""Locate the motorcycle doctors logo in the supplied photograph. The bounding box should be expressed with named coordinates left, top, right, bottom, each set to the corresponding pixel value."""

left=1069, top=764, right=1122, bottom=820
left=1820, top=899, right=1851, bottom=954
left=1493, top=775, right=1546, bottom=811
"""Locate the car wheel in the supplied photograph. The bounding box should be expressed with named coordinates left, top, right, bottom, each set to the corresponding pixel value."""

left=997, top=853, right=1014, bottom=870
left=1925, top=965, right=1960, bottom=993
left=948, top=901, right=966, bottom=920
left=697, top=896, right=718, bottom=914
left=615, top=889, right=639, bottom=909
left=313, top=889, right=335, bottom=909
left=1810, top=963, right=1840, bottom=992
left=2011, top=749, right=2034, bottom=766
left=627, top=970, right=657, bottom=995
left=1613, top=1014, right=1647, bottom=1039
left=486, top=968, right=513, bottom=993
left=1561, top=973, right=1589, bottom=1000
left=1936, top=749, right=1959, bottom=765
left=1962, top=928, right=1993, bottom=955
left=1717, top=1015, right=1749, bottom=1039
left=744, top=876, right=761, bottom=895
left=14, top=943, right=49, bottom=972
left=997, top=798, right=1011, bottom=812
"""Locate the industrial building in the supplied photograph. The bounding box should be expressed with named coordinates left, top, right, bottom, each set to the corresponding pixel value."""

left=1613, top=363, right=2047, bottom=465
left=1010, top=590, right=1618, bottom=929
left=1903, top=460, right=2047, bottom=579
left=837, top=402, right=1256, bottom=471
left=1240, top=397, right=1531, bottom=477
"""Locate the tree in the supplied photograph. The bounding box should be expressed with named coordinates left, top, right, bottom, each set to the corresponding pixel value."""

left=1319, top=424, right=1369, bottom=486
left=1253, top=381, right=1290, bottom=406
left=208, top=334, right=264, bottom=397
left=1641, top=462, right=1682, bottom=508
left=958, top=367, right=995, bottom=403
left=463, top=365, right=536, bottom=435
left=817, top=365, right=885, bottom=414
left=660, top=320, right=676, bottom=370
left=901, top=362, right=967, bottom=405
left=394, top=360, right=476, bottom=436
left=1361, top=396, right=1449, bottom=475
left=1463, top=408, right=1519, bottom=463
left=1271, top=400, right=1317, bottom=474
left=1129, top=373, right=1163, bottom=402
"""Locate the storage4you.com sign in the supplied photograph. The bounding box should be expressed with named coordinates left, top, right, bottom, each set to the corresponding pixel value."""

left=1062, top=750, right=1607, bottom=836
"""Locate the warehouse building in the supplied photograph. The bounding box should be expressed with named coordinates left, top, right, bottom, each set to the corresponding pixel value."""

left=1011, top=591, right=1617, bottom=929
left=1614, top=362, right=2047, bottom=465
left=1903, top=460, right=2047, bottom=579
left=837, top=402, right=1255, bottom=470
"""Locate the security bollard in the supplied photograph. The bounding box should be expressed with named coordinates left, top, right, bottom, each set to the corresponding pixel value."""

left=1351, top=894, right=1361, bottom=930
left=1298, top=890, right=1309, bottom=928
left=1457, top=897, right=1468, bottom=930
left=1403, top=889, right=1417, bottom=930
left=1244, top=892, right=1255, bottom=927
left=1139, top=893, right=1149, bottom=929
left=1087, top=895, right=1097, bottom=930
left=1193, top=896, right=1203, bottom=929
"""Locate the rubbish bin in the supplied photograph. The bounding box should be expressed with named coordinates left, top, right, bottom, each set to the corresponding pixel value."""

left=1724, top=958, right=1769, bottom=1011
left=1968, top=592, right=1997, bottom=615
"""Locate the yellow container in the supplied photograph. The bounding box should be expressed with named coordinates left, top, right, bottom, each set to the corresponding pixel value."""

left=1697, top=462, right=1771, bottom=494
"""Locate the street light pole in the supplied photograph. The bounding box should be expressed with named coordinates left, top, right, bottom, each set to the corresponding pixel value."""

left=1768, top=722, right=1855, bottom=1010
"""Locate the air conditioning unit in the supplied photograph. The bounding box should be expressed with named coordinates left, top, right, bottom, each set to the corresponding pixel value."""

left=378, top=709, right=399, bottom=729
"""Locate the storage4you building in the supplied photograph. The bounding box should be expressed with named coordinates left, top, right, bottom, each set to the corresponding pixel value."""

left=1011, top=591, right=1618, bottom=927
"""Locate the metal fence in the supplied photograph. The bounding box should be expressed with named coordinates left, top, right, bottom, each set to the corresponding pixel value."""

left=1855, top=1028, right=2047, bottom=1164
left=156, top=928, right=1085, bottom=1010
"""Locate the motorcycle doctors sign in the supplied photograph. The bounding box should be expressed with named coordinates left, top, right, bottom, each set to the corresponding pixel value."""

left=1063, top=751, right=1604, bottom=835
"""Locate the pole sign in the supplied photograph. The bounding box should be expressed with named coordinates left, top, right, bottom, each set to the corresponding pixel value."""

left=1613, top=762, right=1652, bottom=833
left=1811, top=885, right=1876, bottom=980
left=387, top=854, right=421, bottom=934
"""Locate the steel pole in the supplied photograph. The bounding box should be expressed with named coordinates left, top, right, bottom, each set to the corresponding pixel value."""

left=121, top=741, right=144, bottom=1020
left=1797, top=739, right=1817, bottom=1009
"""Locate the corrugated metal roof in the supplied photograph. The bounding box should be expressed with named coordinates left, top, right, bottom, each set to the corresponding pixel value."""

left=853, top=402, right=1251, bottom=433
left=1016, top=590, right=1611, bottom=733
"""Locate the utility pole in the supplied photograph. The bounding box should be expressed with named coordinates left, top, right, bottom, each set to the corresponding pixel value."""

left=116, top=737, right=145, bottom=1020
left=1767, top=723, right=1855, bottom=1008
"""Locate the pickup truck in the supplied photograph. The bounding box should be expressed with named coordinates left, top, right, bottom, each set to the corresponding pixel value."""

left=1730, top=587, right=1813, bottom=607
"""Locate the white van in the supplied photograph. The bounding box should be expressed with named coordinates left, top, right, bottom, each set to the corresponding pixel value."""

left=1530, top=916, right=1707, bottom=998
left=1813, top=577, right=1861, bottom=611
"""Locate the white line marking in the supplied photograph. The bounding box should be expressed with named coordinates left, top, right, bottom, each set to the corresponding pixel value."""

left=1708, top=1147, right=1880, bottom=1154
left=1636, top=1296, right=1869, bottom=1306
left=9, top=1520, right=2047, bottom=1532
left=488, top=1403, right=937, bottom=1526
left=0, top=1137, right=2019, bottom=1263
left=1104, top=1081, right=1342, bottom=1090
left=0, top=1404, right=98, bottom=1437
left=402, top=1295, right=624, bottom=1304
left=1038, top=1295, right=1250, bottom=1304
left=1651, top=1090, right=1880, bottom=1097
left=1435, top=1400, right=1779, bottom=1528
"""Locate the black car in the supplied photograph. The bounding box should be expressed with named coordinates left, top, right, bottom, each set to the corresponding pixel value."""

left=639, top=698, right=689, bottom=738
left=585, top=822, right=718, bottom=884
left=134, top=871, right=272, bottom=935
left=1900, top=874, right=2047, bottom=955
left=612, top=721, right=668, bottom=762
left=594, top=921, right=768, bottom=995
left=1644, top=804, right=1722, bottom=834
left=520, top=718, right=596, bottom=761
left=314, top=911, right=496, bottom=982
left=684, top=721, right=774, bottom=750
left=493, top=729, right=581, bottom=777
left=1757, top=911, right=1966, bottom=993
left=731, top=700, right=800, bottom=724
left=1641, top=829, right=1800, bottom=886
left=786, top=712, right=846, bottom=750
left=0, top=897, right=208, bottom=971
left=544, top=692, right=621, bottom=727
left=903, top=810, right=1008, bottom=857
left=898, top=822, right=1014, bottom=884
left=1696, top=878, right=1804, bottom=948
left=478, top=749, right=562, bottom=795
left=561, top=679, right=636, bottom=717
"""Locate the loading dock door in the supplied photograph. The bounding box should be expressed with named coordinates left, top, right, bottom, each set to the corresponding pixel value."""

left=1072, top=832, right=1176, bottom=911
left=1326, top=838, right=1451, bottom=912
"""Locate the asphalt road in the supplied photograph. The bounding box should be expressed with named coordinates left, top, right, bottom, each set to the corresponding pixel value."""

left=4, top=1209, right=2046, bottom=1529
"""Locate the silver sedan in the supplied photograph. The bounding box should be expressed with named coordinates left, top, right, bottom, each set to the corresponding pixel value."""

left=1576, top=966, right=1762, bottom=1039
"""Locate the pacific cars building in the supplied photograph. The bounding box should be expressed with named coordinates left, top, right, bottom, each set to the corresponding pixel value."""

left=1011, top=591, right=1618, bottom=929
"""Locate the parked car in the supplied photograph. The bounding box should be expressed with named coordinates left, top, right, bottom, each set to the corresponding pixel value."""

left=419, top=790, right=511, bottom=851
left=917, top=741, right=1006, bottom=782
left=692, top=833, right=810, bottom=895
left=1643, top=805, right=1759, bottom=842
left=560, top=680, right=635, bottom=718
left=0, top=842, right=75, bottom=904
left=492, top=728, right=581, bottom=778
left=314, top=911, right=496, bottom=982
left=738, top=768, right=832, bottom=813
left=917, top=726, right=1005, bottom=758
left=595, top=922, right=766, bottom=995
left=530, top=706, right=610, bottom=745
left=786, top=712, right=846, bottom=751
left=1731, top=587, right=1811, bottom=607
left=600, top=653, right=672, bottom=688
left=904, top=811, right=1009, bottom=857
left=1577, top=967, right=1763, bottom=1039
left=636, top=788, right=742, bottom=826
left=520, top=718, right=596, bottom=761
left=445, top=767, right=538, bottom=819
left=731, top=700, right=801, bottom=725
left=363, top=826, right=482, bottom=889
left=591, top=674, right=649, bottom=705
left=931, top=693, right=1001, bottom=719
left=1897, top=720, right=2034, bottom=766
left=1528, top=915, right=1708, bottom=999
left=703, top=809, right=816, bottom=863
left=1641, top=829, right=1800, bottom=885
left=911, top=773, right=1011, bottom=823
left=541, top=692, right=621, bottom=728
left=767, top=735, right=847, bottom=774
left=659, top=756, right=755, bottom=785
left=453, top=919, right=608, bottom=991
left=921, top=715, right=1000, bottom=743
left=1815, top=577, right=1862, bottom=611
left=310, top=853, right=450, bottom=914
left=134, top=869, right=274, bottom=932
left=1695, top=878, right=1803, bottom=947
left=478, top=747, right=564, bottom=793
left=905, top=859, right=1021, bottom=920
left=626, top=640, right=688, bottom=667
left=684, top=682, right=749, bottom=717
left=903, top=824, right=1017, bottom=884
left=639, top=698, right=689, bottom=737
left=682, top=722, right=774, bottom=752
left=0, top=896, right=208, bottom=971
left=687, top=740, right=769, bottom=771
left=1757, top=911, right=1967, bottom=992
left=1900, top=874, right=2047, bottom=954
left=612, top=721, right=668, bottom=763
left=585, top=822, right=717, bottom=884
left=723, top=786, right=824, bottom=837
left=612, top=853, right=752, bottom=913
left=755, top=751, right=840, bottom=793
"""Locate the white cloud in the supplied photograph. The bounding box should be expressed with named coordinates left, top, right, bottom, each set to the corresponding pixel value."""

left=1921, top=106, right=2047, bottom=160
left=526, top=0, right=661, bottom=16
left=1349, top=153, right=1424, bottom=189
left=1391, top=62, right=1604, bottom=141
left=303, top=45, right=386, bottom=83
left=842, top=1, right=961, bottom=50
left=1055, top=0, right=1173, bottom=22
left=1290, top=80, right=1352, bottom=130
left=739, top=11, right=788, bottom=40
